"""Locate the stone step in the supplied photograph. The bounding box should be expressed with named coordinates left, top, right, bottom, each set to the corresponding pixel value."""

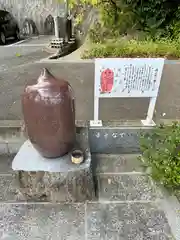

left=97, top=174, right=163, bottom=201
left=0, top=202, right=173, bottom=240
left=0, top=156, right=178, bottom=239
left=0, top=154, right=162, bottom=203
left=93, top=153, right=143, bottom=174
left=0, top=155, right=13, bottom=174
left=0, top=175, right=17, bottom=202
left=93, top=154, right=162, bottom=201
left=86, top=202, right=173, bottom=240
left=0, top=203, right=85, bottom=240
left=0, top=156, right=20, bottom=202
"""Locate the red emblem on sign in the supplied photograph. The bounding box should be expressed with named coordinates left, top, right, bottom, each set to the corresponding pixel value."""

left=100, top=68, right=114, bottom=93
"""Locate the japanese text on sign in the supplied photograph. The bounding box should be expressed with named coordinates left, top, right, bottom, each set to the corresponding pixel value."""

left=95, top=58, right=164, bottom=98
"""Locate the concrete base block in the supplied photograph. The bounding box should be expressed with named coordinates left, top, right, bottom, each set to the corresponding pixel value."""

left=12, top=128, right=95, bottom=203
left=16, top=168, right=95, bottom=203
left=0, top=143, right=8, bottom=155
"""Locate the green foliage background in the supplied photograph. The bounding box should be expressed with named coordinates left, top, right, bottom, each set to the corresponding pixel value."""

left=57, top=0, right=180, bottom=58
left=60, top=0, right=180, bottom=39
left=139, top=122, right=180, bottom=192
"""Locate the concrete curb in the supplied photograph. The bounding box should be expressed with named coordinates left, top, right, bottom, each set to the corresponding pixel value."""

left=5, top=39, right=29, bottom=47
left=5, top=35, right=49, bottom=47
left=0, top=120, right=89, bottom=155
left=38, top=58, right=180, bottom=64
left=0, top=120, right=24, bottom=155
left=160, top=188, right=180, bottom=240
left=0, top=119, right=178, bottom=155
left=39, top=58, right=94, bottom=63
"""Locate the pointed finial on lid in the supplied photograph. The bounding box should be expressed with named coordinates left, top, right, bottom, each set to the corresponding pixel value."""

left=41, top=68, right=50, bottom=78
left=38, top=68, right=54, bottom=83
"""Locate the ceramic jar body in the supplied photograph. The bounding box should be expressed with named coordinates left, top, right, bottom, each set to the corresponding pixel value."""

left=22, top=68, right=76, bottom=158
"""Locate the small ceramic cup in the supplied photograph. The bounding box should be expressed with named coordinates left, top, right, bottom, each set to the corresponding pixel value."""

left=71, top=149, right=84, bottom=164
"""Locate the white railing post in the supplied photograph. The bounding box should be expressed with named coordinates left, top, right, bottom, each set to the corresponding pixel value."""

left=141, top=97, right=157, bottom=126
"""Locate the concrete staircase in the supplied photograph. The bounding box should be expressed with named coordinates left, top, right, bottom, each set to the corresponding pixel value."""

left=0, top=153, right=178, bottom=240
left=94, top=154, right=163, bottom=202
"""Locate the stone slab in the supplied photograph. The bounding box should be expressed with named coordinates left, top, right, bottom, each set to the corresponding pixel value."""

left=97, top=174, right=162, bottom=201
left=161, top=192, right=180, bottom=240
left=0, top=201, right=175, bottom=240
left=0, top=203, right=85, bottom=240
left=93, top=154, right=143, bottom=173
left=12, top=140, right=91, bottom=173
left=89, top=128, right=147, bottom=154
left=86, top=202, right=173, bottom=240
left=15, top=169, right=95, bottom=203
left=0, top=155, right=14, bottom=174
left=0, top=143, right=8, bottom=155
left=12, top=127, right=95, bottom=202
left=0, top=175, right=17, bottom=202
left=8, top=142, right=23, bottom=155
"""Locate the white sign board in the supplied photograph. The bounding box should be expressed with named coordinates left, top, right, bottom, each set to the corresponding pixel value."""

left=92, top=58, right=165, bottom=126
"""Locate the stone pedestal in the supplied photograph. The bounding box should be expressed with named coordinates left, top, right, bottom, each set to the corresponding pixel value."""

left=12, top=127, right=95, bottom=203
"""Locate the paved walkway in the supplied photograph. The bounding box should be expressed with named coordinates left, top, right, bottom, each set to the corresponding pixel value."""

left=0, top=154, right=179, bottom=239
left=0, top=36, right=52, bottom=72
left=1, top=35, right=180, bottom=121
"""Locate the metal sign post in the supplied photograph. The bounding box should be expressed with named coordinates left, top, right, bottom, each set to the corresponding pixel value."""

left=90, top=58, right=165, bottom=127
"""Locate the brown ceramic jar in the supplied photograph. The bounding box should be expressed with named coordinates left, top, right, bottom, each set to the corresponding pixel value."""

left=22, top=68, right=76, bottom=158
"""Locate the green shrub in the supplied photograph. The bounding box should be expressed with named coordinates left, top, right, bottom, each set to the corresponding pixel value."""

left=121, top=0, right=180, bottom=37
left=82, top=38, right=180, bottom=59
left=139, top=122, right=180, bottom=192
left=94, top=0, right=180, bottom=39
left=88, top=23, right=118, bottom=44
left=95, top=0, right=180, bottom=37
left=169, top=21, right=180, bottom=40
left=60, top=0, right=180, bottom=39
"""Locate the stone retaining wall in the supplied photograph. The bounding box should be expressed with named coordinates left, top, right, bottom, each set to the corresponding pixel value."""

left=0, top=120, right=175, bottom=155
left=0, top=0, right=65, bottom=34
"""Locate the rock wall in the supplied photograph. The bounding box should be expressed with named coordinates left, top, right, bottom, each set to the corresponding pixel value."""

left=0, top=0, right=66, bottom=34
